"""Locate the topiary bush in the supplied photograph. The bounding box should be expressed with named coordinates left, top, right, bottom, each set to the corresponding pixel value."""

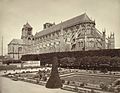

left=46, top=57, right=63, bottom=88
left=67, top=81, right=70, bottom=85
left=61, top=79, right=65, bottom=84
left=100, top=82, right=108, bottom=91
left=80, top=82, right=85, bottom=87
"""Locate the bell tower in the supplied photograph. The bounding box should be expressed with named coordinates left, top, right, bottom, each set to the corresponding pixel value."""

left=21, top=22, right=34, bottom=45
left=21, top=22, right=33, bottom=39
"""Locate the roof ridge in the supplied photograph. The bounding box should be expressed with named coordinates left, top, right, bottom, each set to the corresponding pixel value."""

left=82, top=13, right=92, bottom=21
left=35, top=13, right=94, bottom=37
left=9, top=39, right=25, bottom=45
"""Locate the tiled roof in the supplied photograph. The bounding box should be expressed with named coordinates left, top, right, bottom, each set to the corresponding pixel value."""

left=8, top=39, right=25, bottom=45
left=35, top=13, right=94, bottom=38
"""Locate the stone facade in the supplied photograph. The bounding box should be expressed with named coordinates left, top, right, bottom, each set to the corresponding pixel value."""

left=8, top=23, right=34, bottom=60
left=8, top=13, right=115, bottom=60
left=8, top=39, right=25, bottom=60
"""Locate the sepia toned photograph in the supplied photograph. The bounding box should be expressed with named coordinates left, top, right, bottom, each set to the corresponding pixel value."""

left=0, top=0, right=120, bottom=93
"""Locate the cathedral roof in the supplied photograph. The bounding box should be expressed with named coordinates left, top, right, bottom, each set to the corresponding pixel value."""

left=35, top=13, right=94, bottom=38
left=8, top=39, right=25, bottom=45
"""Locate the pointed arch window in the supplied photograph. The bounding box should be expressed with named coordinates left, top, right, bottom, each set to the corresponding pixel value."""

left=79, top=41, right=83, bottom=47
left=28, top=37, right=31, bottom=40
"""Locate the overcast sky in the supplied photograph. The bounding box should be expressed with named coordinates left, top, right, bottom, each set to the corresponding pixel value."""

left=0, top=0, right=120, bottom=55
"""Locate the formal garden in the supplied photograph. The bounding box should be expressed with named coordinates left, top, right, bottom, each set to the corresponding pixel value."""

left=3, top=66, right=120, bottom=93
left=2, top=49, right=120, bottom=93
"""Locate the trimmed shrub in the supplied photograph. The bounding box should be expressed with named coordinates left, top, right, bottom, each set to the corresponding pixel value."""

left=67, top=81, right=70, bottom=85
left=100, top=82, right=108, bottom=91
left=80, top=82, right=85, bottom=87
left=46, top=57, right=63, bottom=88
left=61, top=80, right=65, bottom=84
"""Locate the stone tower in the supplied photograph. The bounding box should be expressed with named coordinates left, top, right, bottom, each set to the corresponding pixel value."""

left=21, top=22, right=34, bottom=45
left=108, top=33, right=115, bottom=49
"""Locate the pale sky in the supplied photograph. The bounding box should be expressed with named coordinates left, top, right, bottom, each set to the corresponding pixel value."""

left=0, top=0, right=120, bottom=55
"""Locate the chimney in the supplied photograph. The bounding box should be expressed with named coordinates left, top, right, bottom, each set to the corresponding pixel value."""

left=43, top=23, right=55, bottom=29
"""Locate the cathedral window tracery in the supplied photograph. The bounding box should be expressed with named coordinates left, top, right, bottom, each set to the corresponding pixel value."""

left=28, top=37, right=31, bottom=40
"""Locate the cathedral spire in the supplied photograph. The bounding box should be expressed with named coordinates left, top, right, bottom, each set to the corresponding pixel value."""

left=25, top=22, right=32, bottom=28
